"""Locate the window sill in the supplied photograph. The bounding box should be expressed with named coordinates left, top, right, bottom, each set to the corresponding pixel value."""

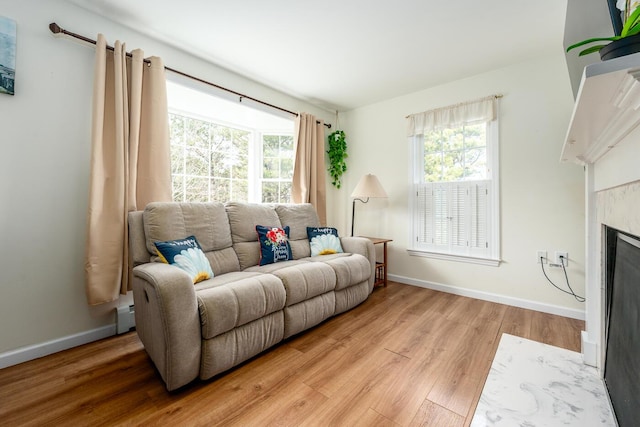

left=407, top=249, right=501, bottom=267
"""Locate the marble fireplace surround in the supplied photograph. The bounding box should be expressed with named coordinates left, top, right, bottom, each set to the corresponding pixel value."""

left=581, top=126, right=640, bottom=372
left=561, top=53, right=640, bottom=372
left=585, top=178, right=640, bottom=370
left=597, top=181, right=640, bottom=238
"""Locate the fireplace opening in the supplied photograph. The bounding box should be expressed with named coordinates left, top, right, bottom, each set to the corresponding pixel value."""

left=604, top=226, right=640, bottom=427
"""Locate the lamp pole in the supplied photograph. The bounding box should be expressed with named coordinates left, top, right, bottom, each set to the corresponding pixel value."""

left=351, top=197, right=369, bottom=236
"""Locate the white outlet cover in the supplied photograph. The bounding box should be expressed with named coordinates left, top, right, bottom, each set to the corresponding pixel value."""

left=555, top=251, right=568, bottom=266
left=537, top=250, right=547, bottom=263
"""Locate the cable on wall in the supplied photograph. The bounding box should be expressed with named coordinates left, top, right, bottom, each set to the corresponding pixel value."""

left=539, top=255, right=585, bottom=302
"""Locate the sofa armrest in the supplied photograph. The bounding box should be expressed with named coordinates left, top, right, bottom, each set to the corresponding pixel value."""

left=340, top=236, right=376, bottom=292
left=132, top=262, right=201, bottom=391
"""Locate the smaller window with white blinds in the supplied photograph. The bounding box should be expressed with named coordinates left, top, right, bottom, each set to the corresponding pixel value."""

left=408, top=96, right=500, bottom=265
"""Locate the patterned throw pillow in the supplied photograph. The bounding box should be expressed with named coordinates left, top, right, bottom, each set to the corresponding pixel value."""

left=256, top=225, right=292, bottom=265
left=307, top=227, right=344, bottom=256
left=154, top=235, right=214, bottom=284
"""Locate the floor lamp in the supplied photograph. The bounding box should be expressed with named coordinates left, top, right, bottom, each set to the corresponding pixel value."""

left=351, top=174, right=388, bottom=236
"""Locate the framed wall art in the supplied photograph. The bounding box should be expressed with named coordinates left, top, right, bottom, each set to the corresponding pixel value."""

left=0, top=16, right=16, bottom=96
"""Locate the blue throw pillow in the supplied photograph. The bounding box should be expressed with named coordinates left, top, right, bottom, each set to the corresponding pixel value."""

left=256, top=225, right=292, bottom=265
left=307, top=227, right=344, bottom=256
left=154, top=235, right=214, bottom=284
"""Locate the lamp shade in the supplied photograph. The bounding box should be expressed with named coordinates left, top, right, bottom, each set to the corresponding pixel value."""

left=351, top=174, right=387, bottom=199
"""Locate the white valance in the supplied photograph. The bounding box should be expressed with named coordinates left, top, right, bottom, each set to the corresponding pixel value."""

left=407, top=95, right=498, bottom=136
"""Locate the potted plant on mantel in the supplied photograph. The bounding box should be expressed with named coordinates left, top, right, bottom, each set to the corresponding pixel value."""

left=567, top=1, right=640, bottom=60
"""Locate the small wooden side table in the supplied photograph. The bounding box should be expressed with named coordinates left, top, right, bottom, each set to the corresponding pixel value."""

left=361, top=237, right=392, bottom=287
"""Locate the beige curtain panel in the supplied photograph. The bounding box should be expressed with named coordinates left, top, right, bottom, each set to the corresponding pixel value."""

left=406, top=95, right=498, bottom=136
left=85, top=34, right=172, bottom=305
left=291, top=113, right=327, bottom=225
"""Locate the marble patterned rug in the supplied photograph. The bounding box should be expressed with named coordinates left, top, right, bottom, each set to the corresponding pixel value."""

left=471, top=333, right=616, bottom=426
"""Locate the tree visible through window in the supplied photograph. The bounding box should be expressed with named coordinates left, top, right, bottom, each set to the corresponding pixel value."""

left=261, top=134, right=294, bottom=203
left=423, top=124, right=487, bottom=182
left=170, top=113, right=250, bottom=203
left=166, top=79, right=294, bottom=204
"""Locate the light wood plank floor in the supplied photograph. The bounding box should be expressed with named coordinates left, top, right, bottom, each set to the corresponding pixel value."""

left=0, top=282, right=584, bottom=426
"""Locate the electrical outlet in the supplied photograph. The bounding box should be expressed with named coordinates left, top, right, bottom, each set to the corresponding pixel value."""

left=555, top=251, right=568, bottom=267
left=537, top=250, right=547, bottom=264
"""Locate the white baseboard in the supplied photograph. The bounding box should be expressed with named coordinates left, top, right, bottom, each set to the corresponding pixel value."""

left=0, top=324, right=116, bottom=369
left=389, top=274, right=586, bottom=321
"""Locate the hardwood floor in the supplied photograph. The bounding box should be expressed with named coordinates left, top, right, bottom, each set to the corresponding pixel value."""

left=0, top=282, right=584, bottom=426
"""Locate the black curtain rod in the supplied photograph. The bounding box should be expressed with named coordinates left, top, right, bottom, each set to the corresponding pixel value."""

left=48, top=23, right=331, bottom=129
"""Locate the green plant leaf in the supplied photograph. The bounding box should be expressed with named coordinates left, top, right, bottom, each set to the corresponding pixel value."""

left=626, top=21, right=640, bottom=36
left=567, top=6, right=640, bottom=57
left=566, top=37, right=618, bottom=52
left=621, top=6, right=640, bottom=36
left=327, top=130, right=348, bottom=189
left=579, top=44, right=608, bottom=56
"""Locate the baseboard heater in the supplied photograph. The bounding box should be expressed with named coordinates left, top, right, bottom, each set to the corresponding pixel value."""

left=116, top=304, right=136, bottom=334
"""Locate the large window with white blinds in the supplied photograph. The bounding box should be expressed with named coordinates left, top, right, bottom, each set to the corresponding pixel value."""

left=408, top=96, right=500, bottom=265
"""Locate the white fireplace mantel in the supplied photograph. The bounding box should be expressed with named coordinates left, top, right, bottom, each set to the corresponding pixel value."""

left=563, top=51, right=640, bottom=165
left=564, top=52, right=640, bottom=371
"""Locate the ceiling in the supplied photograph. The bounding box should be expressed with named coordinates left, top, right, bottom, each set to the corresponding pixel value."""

left=68, top=0, right=568, bottom=112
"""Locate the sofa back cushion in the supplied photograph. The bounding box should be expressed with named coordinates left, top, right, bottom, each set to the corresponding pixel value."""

left=225, top=202, right=282, bottom=270
left=275, top=203, right=319, bottom=259
left=143, top=202, right=240, bottom=274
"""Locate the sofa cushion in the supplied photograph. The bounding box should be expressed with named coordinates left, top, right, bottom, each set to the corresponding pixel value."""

left=275, top=203, right=319, bottom=259
left=307, top=227, right=344, bottom=256
left=267, top=261, right=336, bottom=306
left=200, top=311, right=284, bottom=380
left=335, top=281, right=370, bottom=315
left=256, top=225, right=293, bottom=265
left=287, top=239, right=311, bottom=260
left=244, top=259, right=309, bottom=274
left=275, top=203, right=320, bottom=240
left=309, top=253, right=371, bottom=291
left=143, top=202, right=240, bottom=274
left=284, top=293, right=335, bottom=339
left=154, top=235, right=214, bottom=284
left=196, top=272, right=286, bottom=339
left=226, top=202, right=282, bottom=270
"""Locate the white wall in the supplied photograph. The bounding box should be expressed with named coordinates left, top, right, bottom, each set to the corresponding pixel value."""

left=338, top=53, right=586, bottom=315
left=594, top=124, right=640, bottom=191
left=0, top=0, right=333, bottom=360
left=563, top=0, right=612, bottom=98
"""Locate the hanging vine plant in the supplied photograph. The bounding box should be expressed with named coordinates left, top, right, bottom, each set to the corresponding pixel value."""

left=327, top=130, right=348, bottom=188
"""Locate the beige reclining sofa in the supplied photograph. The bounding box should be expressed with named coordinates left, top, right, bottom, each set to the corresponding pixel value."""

left=128, top=201, right=376, bottom=390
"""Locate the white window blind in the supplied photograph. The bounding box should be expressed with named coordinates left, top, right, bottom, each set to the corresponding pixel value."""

left=416, top=181, right=491, bottom=257
left=470, top=181, right=489, bottom=251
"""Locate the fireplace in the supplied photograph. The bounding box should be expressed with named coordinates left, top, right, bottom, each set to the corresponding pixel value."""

left=561, top=47, right=640, bottom=427
left=603, top=227, right=640, bottom=427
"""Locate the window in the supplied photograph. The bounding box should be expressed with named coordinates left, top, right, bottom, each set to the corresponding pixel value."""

left=166, top=79, right=294, bottom=204
left=408, top=96, right=500, bottom=265
left=261, top=134, right=294, bottom=203
left=170, top=114, right=250, bottom=203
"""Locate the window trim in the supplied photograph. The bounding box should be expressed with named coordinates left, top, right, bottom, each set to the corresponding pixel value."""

left=406, top=248, right=501, bottom=266
left=408, top=119, right=501, bottom=265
